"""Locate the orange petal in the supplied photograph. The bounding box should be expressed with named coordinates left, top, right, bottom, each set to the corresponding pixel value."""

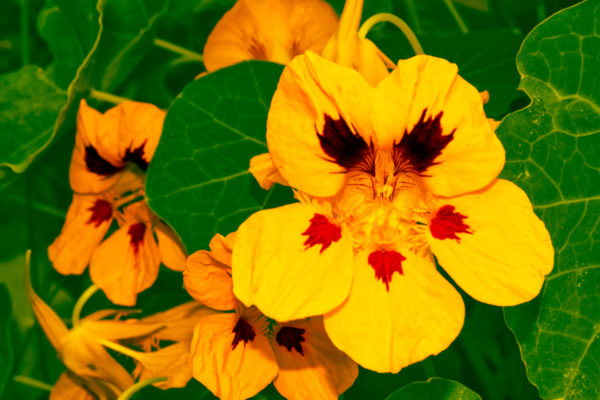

left=203, top=0, right=338, bottom=71
left=249, top=153, right=289, bottom=190
left=324, top=250, right=464, bottom=373
left=50, top=372, right=97, bottom=400
left=428, top=179, right=554, bottom=306
left=190, top=312, right=278, bottom=400
left=139, top=302, right=216, bottom=343
left=271, top=317, right=358, bottom=399
left=48, top=194, right=113, bottom=275
left=233, top=203, right=354, bottom=321
left=89, top=222, right=160, bottom=306
left=155, top=221, right=187, bottom=271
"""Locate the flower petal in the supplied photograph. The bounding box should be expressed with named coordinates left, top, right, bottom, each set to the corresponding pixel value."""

left=428, top=179, right=554, bottom=306
left=267, top=52, right=377, bottom=197
left=155, top=221, right=187, bottom=271
left=89, top=222, right=160, bottom=306
left=184, top=233, right=237, bottom=311
left=50, top=372, right=97, bottom=400
left=48, top=194, right=113, bottom=275
left=378, top=55, right=505, bottom=196
left=139, top=302, right=215, bottom=343
left=324, top=250, right=464, bottom=373
left=271, top=317, right=358, bottom=400
left=191, top=313, right=278, bottom=400
left=249, top=153, right=289, bottom=190
left=233, top=203, right=354, bottom=321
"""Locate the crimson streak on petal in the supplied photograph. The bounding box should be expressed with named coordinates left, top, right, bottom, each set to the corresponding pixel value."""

left=87, top=199, right=113, bottom=227
left=128, top=223, right=146, bottom=254
left=276, top=326, right=306, bottom=356
left=302, top=214, right=342, bottom=253
left=430, top=205, right=473, bottom=242
left=368, top=250, right=406, bottom=291
left=232, top=318, right=256, bottom=350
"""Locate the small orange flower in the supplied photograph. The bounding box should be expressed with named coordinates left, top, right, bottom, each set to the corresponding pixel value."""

left=203, top=0, right=338, bottom=71
left=48, top=100, right=186, bottom=306
left=184, top=233, right=358, bottom=400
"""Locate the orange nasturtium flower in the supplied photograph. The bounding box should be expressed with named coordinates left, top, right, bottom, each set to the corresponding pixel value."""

left=203, top=0, right=339, bottom=71
left=232, top=52, right=555, bottom=373
left=48, top=100, right=186, bottom=306
left=184, top=233, right=358, bottom=400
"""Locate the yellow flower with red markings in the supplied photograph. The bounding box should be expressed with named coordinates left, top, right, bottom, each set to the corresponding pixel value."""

left=203, top=0, right=338, bottom=72
left=48, top=100, right=186, bottom=306
left=232, top=52, right=555, bottom=372
left=184, top=233, right=358, bottom=400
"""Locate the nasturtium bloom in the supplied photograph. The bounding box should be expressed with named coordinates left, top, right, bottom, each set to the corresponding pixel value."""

left=232, top=52, right=554, bottom=372
left=48, top=100, right=186, bottom=306
left=203, top=0, right=338, bottom=71
left=185, top=233, right=358, bottom=400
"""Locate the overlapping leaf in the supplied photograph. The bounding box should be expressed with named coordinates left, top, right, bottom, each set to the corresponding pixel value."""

left=385, top=378, right=482, bottom=400
left=499, top=1, right=600, bottom=399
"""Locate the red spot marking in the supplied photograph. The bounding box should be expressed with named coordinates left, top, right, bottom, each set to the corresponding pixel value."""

left=368, top=250, right=406, bottom=291
left=393, top=109, right=454, bottom=175
left=276, top=326, right=306, bottom=356
left=128, top=223, right=146, bottom=254
left=123, top=141, right=149, bottom=171
left=85, top=145, right=122, bottom=176
left=302, top=214, right=342, bottom=253
left=232, top=317, right=255, bottom=350
left=87, top=199, right=113, bottom=227
left=430, top=205, right=473, bottom=242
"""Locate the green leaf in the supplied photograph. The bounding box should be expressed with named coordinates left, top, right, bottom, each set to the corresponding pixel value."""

left=146, top=61, right=294, bottom=252
left=0, top=284, right=19, bottom=396
left=384, top=378, right=482, bottom=400
left=499, top=1, right=600, bottom=399
left=0, top=66, right=66, bottom=181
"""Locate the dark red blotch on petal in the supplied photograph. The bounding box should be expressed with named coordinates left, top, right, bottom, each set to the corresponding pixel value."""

left=85, top=146, right=122, bottom=176
left=302, top=214, right=342, bottom=253
left=276, top=326, right=306, bottom=356
left=393, top=109, right=454, bottom=175
left=232, top=317, right=256, bottom=350
left=317, top=115, right=375, bottom=175
left=368, top=250, right=406, bottom=291
left=87, top=199, right=113, bottom=227
left=430, top=205, right=473, bottom=242
left=128, top=223, right=146, bottom=254
left=123, top=141, right=149, bottom=171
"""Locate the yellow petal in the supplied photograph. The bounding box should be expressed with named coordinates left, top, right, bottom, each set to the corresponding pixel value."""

left=50, top=372, right=97, bottom=400
left=48, top=194, right=113, bottom=275
left=428, top=179, right=554, bottom=306
left=80, top=319, right=164, bottom=342
left=89, top=222, right=161, bottom=306
left=203, top=0, right=338, bottom=71
left=249, top=153, right=289, bottom=190
left=233, top=203, right=354, bottom=321
left=155, top=221, right=187, bottom=271
left=324, top=250, right=464, bottom=373
left=377, top=55, right=505, bottom=196
left=139, top=302, right=216, bottom=343
left=184, top=234, right=238, bottom=311
left=190, top=313, right=278, bottom=400
left=267, top=52, right=376, bottom=197
left=271, top=317, right=358, bottom=399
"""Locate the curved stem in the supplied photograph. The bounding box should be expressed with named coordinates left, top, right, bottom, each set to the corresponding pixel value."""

left=89, top=89, right=132, bottom=105
left=13, top=376, right=52, bottom=392
left=71, top=284, right=99, bottom=328
left=153, top=38, right=203, bottom=63
left=358, top=13, right=424, bottom=56
left=118, top=377, right=168, bottom=400
left=443, top=0, right=469, bottom=33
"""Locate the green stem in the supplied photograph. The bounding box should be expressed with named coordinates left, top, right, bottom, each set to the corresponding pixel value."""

left=19, top=0, right=30, bottom=66
left=117, top=377, right=167, bottom=400
left=358, top=13, right=424, bottom=56
left=421, top=357, right=437, bottom=378
left=443, top=0, right=469, bottom=33
left=71, top=284, right=99, bottom=328
left=89, top=89, right=132, bottom=105
left=13, top=376, right=52, bottom=392
left=153, top=38, right=203, bottom=62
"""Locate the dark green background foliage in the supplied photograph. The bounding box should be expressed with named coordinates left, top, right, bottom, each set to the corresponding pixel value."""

left=1, top=0, right=597, bottom=399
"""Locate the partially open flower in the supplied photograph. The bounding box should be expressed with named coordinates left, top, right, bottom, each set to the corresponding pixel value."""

left=203, top=0, right=338, bottom=71
left=232, top=52, right=555, bottom=372
left=185, top=233, right=358, bottom=400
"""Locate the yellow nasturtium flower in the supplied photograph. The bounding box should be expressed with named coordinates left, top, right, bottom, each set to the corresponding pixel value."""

left=48, top=100, right=186, bottom=306
left=184, top=233, right=358, bottom=400
left=232, top=52, right=555, bottom=373
left=203, top=0, right=339, bottom=72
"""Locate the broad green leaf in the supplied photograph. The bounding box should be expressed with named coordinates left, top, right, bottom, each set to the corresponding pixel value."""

left=0, top=285, right=19, bottom=396
left=499, top=1, right=600, bottom=399
left=0, top=66, right=66, bottom=180
left=146, top=61, right=294, bottom=252
left=384, top=378, right=482, bottom=400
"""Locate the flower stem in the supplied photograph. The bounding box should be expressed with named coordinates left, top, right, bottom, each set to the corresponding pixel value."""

left=71, top=284, right=99, bottom=328
left=421, top=357, right=437, bottom=378
left=13, top=376, right=52, bottom=392
left=358, top=13, right=424, bottom=56
left=89, top=89, right=132, bottom=105
left=118, top=377, right=168, bottom=400
left=443, top=0, right=469, bottom=33
left=153, top=38, right=204, bottom=62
